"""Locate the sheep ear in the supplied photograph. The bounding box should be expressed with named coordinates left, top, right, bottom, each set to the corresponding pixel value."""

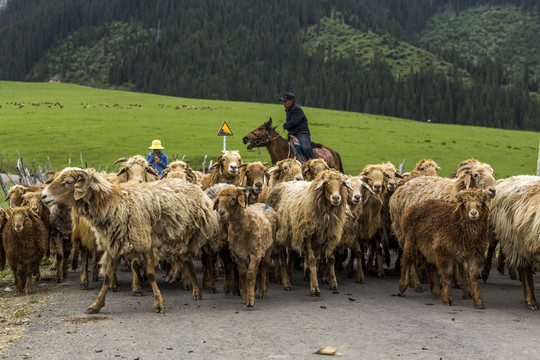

left=74, top=170, right=90, bottom=200
left=238, top=163, right=248, bottom=169
left=213, top=198, right=220, bottom=211
left=314, top=180, right=326, bottom=191
left=237, top=194, right=247, bottom=208
left=361, top=181, right=376, bottom=195
left=160, top=169, right=169, bottom=178
left=463, top=172, right=472, bottom=189
left=116, top=167, right=127, bottom=177
left=394, top=171, right=403, bottom=179
left=342, top=181, right=354, bottom=192
left=145, top=166, right=159, bottom=178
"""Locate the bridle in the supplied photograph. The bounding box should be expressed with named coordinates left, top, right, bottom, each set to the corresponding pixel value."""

left=248, top=128, right=280, bottom=147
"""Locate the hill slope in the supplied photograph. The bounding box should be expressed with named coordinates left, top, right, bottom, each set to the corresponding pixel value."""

left=0, top=82, right=537, bottom=178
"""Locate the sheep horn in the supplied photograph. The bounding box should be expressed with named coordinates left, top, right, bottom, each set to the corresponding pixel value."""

left=112, top=157, right=128, bottom=165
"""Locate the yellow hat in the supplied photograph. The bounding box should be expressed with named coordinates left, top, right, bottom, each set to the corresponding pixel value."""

left=149, top=140, right=164, bottom=150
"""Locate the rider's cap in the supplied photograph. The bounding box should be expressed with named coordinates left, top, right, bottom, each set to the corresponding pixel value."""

left=279, top=92, right=295, bottom=102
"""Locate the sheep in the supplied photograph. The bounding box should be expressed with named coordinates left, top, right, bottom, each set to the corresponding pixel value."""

left=265, top=170, right=351, bottom=295
left=6, top=184, right=45, bottom=208
left=399, top=159, right=440, bottom=183
left=200, top=151, right=243, bottom=190
left=488, top=175, right=540, bottom=309
left=113, top=155, right=159, bottom=183
left=398, top=189, right=491, bottom=308
left=390, top=160, right=496, bottom=291
left=2, top=206, right=48, bottom=294
left=0, top=209, right=10, bottom=270
left=238, top=161, right=268, bottom=198
left=258, top=158, right=303, bottom=204
left=71, top=212, right=102, bottom=288
left=41, top=168, right=219, bottom=313
left=213, top=186, right=277, bottom=307
left=161, top=161, right=198, bottom=184
left=302, top=158, right=330, bottom=181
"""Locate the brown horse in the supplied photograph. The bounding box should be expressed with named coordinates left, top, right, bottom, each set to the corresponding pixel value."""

left=242, top=118, right=344, bottom=172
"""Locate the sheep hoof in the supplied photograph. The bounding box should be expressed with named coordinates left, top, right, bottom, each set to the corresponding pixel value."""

left=193, top=293, right=202, bottom=300
left=132, top=290, right=143, bottom=297
left=527, top=304, right=537, bottom=310
left=80, top=283, right=89, bottom=289
left=443, top=300, right=453, bottom=306
left=414, top=287, right=424, bottom=293
left=85, top=307, right=100, bottom=314
left=154, top=306, right=164, bottom=314
left=397, top=292, right=405, bottom=297
left=55, top=278, right=62, bottom=284
left=475, top=304, right=485, bottom=309
left=283, top=285, right=293, bottom=291
left=310, top=289, right=321, bottom=297
left=357, top=279, right=366, bottom=284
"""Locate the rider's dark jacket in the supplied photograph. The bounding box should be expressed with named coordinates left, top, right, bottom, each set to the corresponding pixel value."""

left=283, top=103, right=310, bottom=136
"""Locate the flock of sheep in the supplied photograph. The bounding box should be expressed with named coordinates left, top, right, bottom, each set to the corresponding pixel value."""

left=0, top=151, right=539, bottom=313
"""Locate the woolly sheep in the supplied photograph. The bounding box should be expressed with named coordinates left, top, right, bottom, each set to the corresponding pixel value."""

left=200, top=150, right=243, bottom=190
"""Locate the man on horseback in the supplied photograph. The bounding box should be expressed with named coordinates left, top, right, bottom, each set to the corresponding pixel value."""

left=280, top=92, right=315, bottom=160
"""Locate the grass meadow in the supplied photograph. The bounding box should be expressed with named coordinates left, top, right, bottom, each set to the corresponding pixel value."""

left=0, top=81, right=538, bottom=178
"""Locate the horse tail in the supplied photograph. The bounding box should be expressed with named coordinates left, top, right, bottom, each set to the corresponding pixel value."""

left=336, top=151, right=344, bottom=173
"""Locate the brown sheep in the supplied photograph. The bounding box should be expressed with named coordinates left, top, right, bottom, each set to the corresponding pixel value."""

left=399, top=159, right=441, bottom=183
left=22, top=191, right=52, bottom=278
left=71, top=212, right=102, bottom=288
left=238, top=161, right=268, bottom=195
left=398, top=189, right=491, bottom=308
left=6, top=184, right=45, bottom=208
left=302, top=158, right=330, bottom=181
left=0, top=209, right=10, bottom=270
left=265, top=170, right=351, bottom=295
left=214, top=186, right=277, bottom=307
left=161, top=161, right=199, bottom=184
left=200, top=151, right=243, bottom=190
left=2, top=206, right=48, bottom=294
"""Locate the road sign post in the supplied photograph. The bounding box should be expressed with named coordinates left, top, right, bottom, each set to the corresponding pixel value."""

left=217, top=121, right=233, bottom=152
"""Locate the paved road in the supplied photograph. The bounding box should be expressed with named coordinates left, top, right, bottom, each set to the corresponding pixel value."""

left=2, top=261, right=539, bottom=360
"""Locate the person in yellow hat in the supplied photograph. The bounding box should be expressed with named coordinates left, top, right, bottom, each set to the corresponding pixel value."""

left=146, top=140, right=169, bottom=176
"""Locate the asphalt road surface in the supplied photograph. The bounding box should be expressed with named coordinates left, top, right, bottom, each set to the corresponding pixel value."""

left=2, top=260, right=539, bottom=360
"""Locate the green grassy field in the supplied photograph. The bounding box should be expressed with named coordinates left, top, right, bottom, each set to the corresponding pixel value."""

left=0, top=81, right=538, bottom=178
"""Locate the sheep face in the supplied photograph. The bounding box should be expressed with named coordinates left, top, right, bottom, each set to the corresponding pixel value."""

left=213, top=187, right=246, bottom=218
left=312, top=170, right=350, bottom=206
left=116, top=155, right=158, bottom=183
left=0, top=209, right=10, bottom=227
left=302, top=159, right=330, bottom=181
left=459, top=163, right=497, bottom=198
left=10, top=207, right=33, bottom=233
left=416, top=159, right=441, bottom=176
left=42, top=168, right=111, bottom=207
left=6, top=185, right=27, bottom=208
left=215, top=151, right=242, bottom=176
left=455, top=189, right=491, bottom=221
left=23, top=191, right=44, bottom=216
left=270, top=158, right=303, bottom=182
left=361, top=165, right=385, bottom=194
left=382, top=163, right=401, bottom=192
left=239, top=162, right=267, bottom=194
left=345, top=176, right=363, bottom=206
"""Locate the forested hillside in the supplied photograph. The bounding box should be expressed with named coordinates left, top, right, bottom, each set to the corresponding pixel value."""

left=0, top=0, right=539, bottom=131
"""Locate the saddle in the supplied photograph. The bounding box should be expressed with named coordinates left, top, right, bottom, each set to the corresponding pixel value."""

left=288, top=135, right=337, bottom=169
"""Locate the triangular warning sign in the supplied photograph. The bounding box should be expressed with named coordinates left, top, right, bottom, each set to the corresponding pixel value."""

left=217, top=121, right=233, bottom=136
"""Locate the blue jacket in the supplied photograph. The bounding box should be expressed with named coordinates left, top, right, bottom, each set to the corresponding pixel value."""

left=146, top=151, right=169, bottom=176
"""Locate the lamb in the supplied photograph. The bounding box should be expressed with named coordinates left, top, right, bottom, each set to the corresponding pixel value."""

left=302, top=158, right=330, bottom=181
left=200, top=150, right=243, bottom=190
left=213, top=186, right=277, bottom=307
left=2, top=206, right=48, bottom=294
left=398, top=189, right=491, bottom=308
left=23, top=191, right=69, bottom=281
left=488, top=175, right=540, bottom=309
left=113, top=155, right=159, bottom=183
left=42, top=168, right=219, bottom=313
left=265, top=170, right=351, bottom=295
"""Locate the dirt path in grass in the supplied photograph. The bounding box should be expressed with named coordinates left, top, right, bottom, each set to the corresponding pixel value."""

left=0, top=261, right=538, bottom=359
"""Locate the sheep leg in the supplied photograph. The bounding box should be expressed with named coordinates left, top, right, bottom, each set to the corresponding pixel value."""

left=508, top=264, right=518, bottom=280
left=236, top=260, right=248, bottom=305
left=409, top=262, right=423, bottom=292
left=439, top=260, right=454, bottom=306
left=327, top=255, right=338, bottom=291
left=24, top=265, right=33, bottom=295
left=201, top=245, right=217, bottom=293
left=131, top=257, right=143, bottom=297
left=481, top=232, right=497, bottom=282
left=366, top=241, right=375, bottom=273
left=92, top=251, right=101, bottom=282
left=427, top=264, right=441, bottom=298
left=459, top=262, right=471, bottom=299
left=109, top=258, right=119, bottom=292
left=287, top=250, right=295, bottom=278
left=303, top=256, right=309, bottom=281
left=183, top=257, right=202, bottom=300
left=272, top=251, right=282, bottom=283
left=519, top=265, right=537, bottom=310
left=166, top=260, right=182, bottom=283
left=279, top=249, right=293, bottom=291
left=246, top=255, right=260, bottom=307
left=87, top=255, right=116, bottom=313
left=497, top=249, right=506, bottom=275
left=259, top=252, right=272, bottom=300
left=71, top=246, right=80, bottom=271
left=376, top=244, right=385, bottom=279
left=305, top=238, right=320, bottom=297
left=394, top=248, right=402, bottom=273
left=63, top=241, right=72, bottom=279
left=14, top=266, right=23, bottom=293
left=141, top=249, right=164, bottom=313
left=467, top=258, right=484, bottom=309
left=345, top=247, right=355, bottom=278
left=320, top=257, right=328, bottom=284
left=352, top=241, right=365, bottom=284
left=80, top=249, right=89, bottom=288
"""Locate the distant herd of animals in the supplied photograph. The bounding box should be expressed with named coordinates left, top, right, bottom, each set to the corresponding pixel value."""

left=0, top=119, right=539, bottom=315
